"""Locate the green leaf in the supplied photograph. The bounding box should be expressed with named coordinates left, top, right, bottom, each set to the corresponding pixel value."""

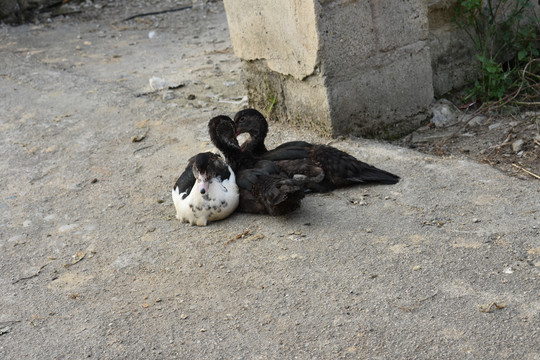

left=484, top=61, right=500, bottom=74
left=476, top=54, right=488, bottom=63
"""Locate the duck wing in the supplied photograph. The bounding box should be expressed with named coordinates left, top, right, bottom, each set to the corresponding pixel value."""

left=173, top=157, right=196, bottom=198
left=236, top=160, right=305, bottom=215
left=260, top=141, right=312, bottom=161
left=256, top=174, right=304, bottom=216
left=259, top=142, right=399, bottom=190
left=311, top=145, right=400, bottom=186
left=210, top=153, right=233, bottom=182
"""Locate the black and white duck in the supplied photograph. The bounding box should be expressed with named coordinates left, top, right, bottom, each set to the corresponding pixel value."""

left=234, top=108, right=400, bottom=192
left=172, top=152, right=239, bottom=226
left=208, top=115, right=305, bottom=216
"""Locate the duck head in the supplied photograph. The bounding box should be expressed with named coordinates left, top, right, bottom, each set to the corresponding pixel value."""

left=233, top=108, right=268, bottom=139
left=233, top=109, right=269, bottom=154
left=208, top=115, right=239, bottom=149
left=191, top=152, right=214, bottom=195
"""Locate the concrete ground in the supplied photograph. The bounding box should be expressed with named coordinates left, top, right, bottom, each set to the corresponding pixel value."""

left=1, top=1, right=538, bottom=359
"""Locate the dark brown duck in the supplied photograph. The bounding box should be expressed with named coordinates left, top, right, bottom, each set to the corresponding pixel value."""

left=234, top=108, right=400, bottom=192
left=208, top=115, right=305, bottom=216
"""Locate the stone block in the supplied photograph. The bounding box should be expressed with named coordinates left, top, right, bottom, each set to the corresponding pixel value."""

left=427, top=1, right=478, bottom=96
left=243, top=61, right=333, bottom=135
left=224, top=0, right=319, bottom=80
left=327, top=43, right=433, bottom=137
left=225, top=0, right=435, bottom=138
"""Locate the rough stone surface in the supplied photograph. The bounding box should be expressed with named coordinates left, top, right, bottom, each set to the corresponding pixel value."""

left=243, top=61, right=332, bottom=135
left=224, top=0, right=319, bottom=80
left=326, top=42, right=433, bottom=137
left=225, top=0, right=433, bottom=138
left=431, top=99, right=459, bottom=128
left=427, top=0, right=540, bottom=96
left=427, top=0, right=478, bottom=96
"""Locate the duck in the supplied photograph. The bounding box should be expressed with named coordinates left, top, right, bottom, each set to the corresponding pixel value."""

left=233, top=108, right=400, bottom=192
left=172, top=152, right=239, bottom=226
left=208, top=115, right=305, bottom=215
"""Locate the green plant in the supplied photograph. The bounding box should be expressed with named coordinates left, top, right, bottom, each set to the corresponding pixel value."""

left=266, top=90, right=277, bottom=116
left=454, top=0, right=539, bottom=101
left=263, top=75, right=278, bottom=116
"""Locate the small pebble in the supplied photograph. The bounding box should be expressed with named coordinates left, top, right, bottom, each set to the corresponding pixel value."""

left=59, top=224, right=78, bottom=233
left=162, top=91, right=176, bottom=101
left=503, top=267, right=514, bottom=274
left=488, top=122, right=502, bottom=130
left=131, top=134, right=146, bottom=143
left=512, top=139, right=525, bottom=153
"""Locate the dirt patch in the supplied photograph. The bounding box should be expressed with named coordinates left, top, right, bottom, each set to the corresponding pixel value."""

left=394, top=103, right=540, bottom=181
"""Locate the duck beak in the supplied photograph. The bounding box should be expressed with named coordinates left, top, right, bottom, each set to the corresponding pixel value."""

left=197, top=174, right=209, bottom=194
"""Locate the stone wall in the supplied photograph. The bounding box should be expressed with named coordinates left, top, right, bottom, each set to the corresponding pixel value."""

left=318, top=0, right=433, bottom=137
left=225, top=0, right=540, bottom=138
left=427, top=0, right=477, bottom=97
left=224, top=0, right=333, bottom=133
left=225, top=0, right=434, bottom=138
left=428, top=0, right=540, bottom=96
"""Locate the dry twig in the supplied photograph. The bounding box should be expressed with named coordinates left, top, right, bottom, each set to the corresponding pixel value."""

left=63, top=251, right=87, bottom=268
left=225, top=229, right=250, bottom=246
left=437, top=59, right=540, bottom=149
left=479, top=302, right=507, bottom=313
left=12, top=264, right=47, bottom=284
left=512, top=164, right=540, bottom=179
left=122, top=6, right=192, bottom=22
